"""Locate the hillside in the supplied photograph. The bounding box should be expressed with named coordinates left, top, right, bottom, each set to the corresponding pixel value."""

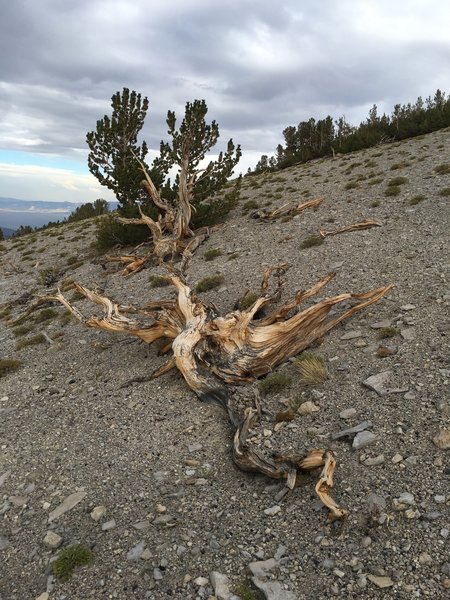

left=0, top=128, right=449, bottom=600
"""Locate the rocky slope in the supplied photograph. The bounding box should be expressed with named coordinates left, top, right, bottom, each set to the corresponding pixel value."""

left=0, top=128, right=449, bottom=600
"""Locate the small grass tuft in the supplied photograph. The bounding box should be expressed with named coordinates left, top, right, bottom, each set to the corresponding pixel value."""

left=388, top=176, right=408, bottom=186
left=204, top=248, right=223, bottom=261
left=12, top=323, right=35, bottom=337
left=33, top=308, right=58, bottom=323
left=236, top=581, right=264, bottom=600
left=52, top=544, right=93, bottom=582
left=439, top=187, right=450, bottom=197
left=384, top=186, right=401, bottom=197
left=378, top=326, right=400, bottom=339
left=300, top=235, right=324, bottom=249
left=434, top=163, right=450, bottom=175
left=227, top=252, right=240, bottom=260
left=148, top=275, right=170, bottom=288
left=238, top=291, right=260, bottom=310
left=15, top=333, right=46, bottom=351
left=409, top=194, right=425, bottom=205
left=195, top=275, right=224, bottom=292
left=0, top=358, right=22, bottom=378
left=294, top=352, right=327, bottom=385
left=258, top=372, right=292, bottom=395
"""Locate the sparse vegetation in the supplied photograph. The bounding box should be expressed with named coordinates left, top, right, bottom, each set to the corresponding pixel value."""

left=12, top=324, right=34, bottom=337
left=148, top=275, right=170, bottom=288
left=258, top=372, right=292, bottom=395
left=300, top=235, right=324, bottom=249
left=439, top=187, right=450, bottom=196
left=52, top=544, right=93, bottom=582
left=33, top=308, right=58, bottom=323
left=434, top=163, right=450, bottom=175
left=195, top=275, right=224, bottom=292
left=378, top=326, right=400, bottom=339
left=388, top=176, right=408, bottom=186
left=410, top=194, right=426, bottom=205
left=238, top=291, right=260, bottom=310
left=384, top=186, right=401, bottom=197
left=15, top=333, right=46, bottom=351
left=294, top=352, right=327, bottom=385
left=345, top=182, right=359, bottom=190
left=204, top=248, right=223, bottom=261
left=0, top=358, right=22, bottom=378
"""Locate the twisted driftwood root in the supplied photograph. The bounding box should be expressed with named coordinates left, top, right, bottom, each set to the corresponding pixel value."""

left=46, top=267, right=392, bottom=519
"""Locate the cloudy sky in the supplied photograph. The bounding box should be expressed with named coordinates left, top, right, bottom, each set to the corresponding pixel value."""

left=0, top=0, right=449, bottom=207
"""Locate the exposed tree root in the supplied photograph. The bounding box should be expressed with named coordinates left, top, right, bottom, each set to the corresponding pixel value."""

left=319, top=219, right=381, bottom=238
left=253, top=197, right=323, bottom=220
left=45, top=266, right=392, bottom=519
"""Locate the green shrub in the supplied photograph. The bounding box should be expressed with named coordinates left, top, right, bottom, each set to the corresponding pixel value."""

left=12, top=324, right=34, bottom=337
left=439, top=188, right=450, bottom=197
left=300, top=235, right=324, bottom=249
left=0, top=359, right=22, bottom=378
left=192, top=183, right=241, bottom=228
left=52, top=544, right=92, bottom=582
left=344, top=182, right=359, bottom=190
left=390, top=161, right=409, bottom=170
left=204, top=248, right=223, bottom=261
left=259, top=372, right=292, bottom=395
left=242, top=199, right=258, bottom=212
left=39, top=267, right=60, bottom=286
left=196, top=275, right=224, bottom=292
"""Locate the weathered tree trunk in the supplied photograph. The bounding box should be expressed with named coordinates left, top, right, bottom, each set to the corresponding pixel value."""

left=47, top=267, right=392, bottom=519
left=253, top=197, right=323, bottom=221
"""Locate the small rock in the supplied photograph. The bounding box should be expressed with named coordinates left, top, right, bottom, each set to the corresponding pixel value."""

left=367, top=493, right=386, bottom=513
left=210, top=571, right=231, bottom=600
left=141, top=548, right=152, bottom=560
left=333, top=568, right=345, bottom=578
left=90, top=505, right=106, bottom=521
left=153, top=567, right=163, bottom=580
left=35, top=594, right=49, bottom=600
left=132, top=520, right=150, bottom=530
left=188, top=442, right=203, bottom=453
left=0, top=535, right=11, bottom=550
left=298, top=401, right=320, bottom=415
left=340, top=330, right=362, bottom=340
left=361, top=536, right=372, bottom=548
left=370, top=320, right=392, bottom=329
left=264, top=505, right=281, bottom=516
left=392, top=453, right=403, bottom=464
left=0, top=471, right=11, bottom=487
left=43, top=531, right=62, bottom=549
left=248, top=558, right=278, bottom=577
left=435, top=495, right=446, bottom=504
left=332, top=420, right=373, bottom=440
left=252, top=577, right=296, bottom=600
left=400, top=304, right=416, bottom=311
left=404, top=391, right=416, bottom=400
left=401, top=328, right=416, bottom=341
left=339, top=408, right=356, bottom=419
left=364, top=454, right=385, bottom=466
left=48, top=491, right=87, bottom=523
left=101, top=519, right=116, bottom=531
left=194, top=576, right=209, bottom=587
left=433, top=430, right=450, bottom=450
left=419, top=552, right=432, bottom=564
left=127, top=540, right=146, bottom=561
left=153, top=514, right=176, bottom=526
left=363, top=371, right=391, bottom=396
left=353, top=431, right=378, bottom=450
left=155, top=503, right=166, bottom=513
left=398, top=492, right=415, bottom=505
left=367, top=575, right=394, bottom=588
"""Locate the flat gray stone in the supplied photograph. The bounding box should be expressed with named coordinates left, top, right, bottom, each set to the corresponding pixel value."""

left=400, top=304, right=416, bottom=311
left=339, top=408, right=357, bottom=419
left=370, top=320, right=392, bottom=329
left=43, top=531, right=62, bottom=549
left=332, top=420, right=373, bottom=440
left=0, top=471, right=11, bottom=488
left=127, top=540, right=146, bottom=561
left=364, top=454, right=385, bottom=466
left=252, top=577, right=297, bottom=600
left=353, top=431, right=378, bottom=449
left=101, top=519, right=116, bottom=531
left=0, top=535, right=11, bottom=550
left=48, top=491, right=86, bottom=523
left=401, top=328, right=416, bottom=341
left=340, top=330, right=362, bottom=340
left=363, top=371, right=392, bottom=396
left=248, top=558, right=278, bottom=577
left=210, top=571, right=231, bottom=600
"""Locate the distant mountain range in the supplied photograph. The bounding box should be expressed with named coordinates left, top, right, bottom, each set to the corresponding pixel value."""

left=1, top=226, right=15, bottom=239
left=0, top=197, right=117, bottom=231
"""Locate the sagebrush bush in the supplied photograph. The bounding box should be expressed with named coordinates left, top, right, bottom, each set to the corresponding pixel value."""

left=196, top=275, right=224, bottom=292
left=0, top=359, right=22, bottom=378
left=53, top=545, right=92, bottom=582
left=294, top=353, right=327, bottom=385
left=259, top=372, right=292, bottom=395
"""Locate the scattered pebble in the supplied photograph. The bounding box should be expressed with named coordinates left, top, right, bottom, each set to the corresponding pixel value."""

left=90, top=505, right=106, bottom=521
left=264, top=505, right=281, bottom=516
left=433, top=429, right=450, bottom=449
left=127, top=540, right=146, bottom=561
left=363, top=371, right=391, bottom=396
left=339, top=408, right=356, bottom=419
left=367, top=575, right=394, bottom=588
left=298, top=401, right=320, bottom=415
left=48, top=491, right=87, bottom=523
left=43, top=531, right=62, bottom=549
left=101, top=519, right=116, bottom=531
left=210, top=571, right=231, bottom=600
left=353, top=431, right=378, bottom=450
left=248, top=558, right=278, bottom=577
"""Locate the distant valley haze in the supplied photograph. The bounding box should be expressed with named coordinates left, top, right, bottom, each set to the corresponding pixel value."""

left=0, top=197, right=115, bottom=231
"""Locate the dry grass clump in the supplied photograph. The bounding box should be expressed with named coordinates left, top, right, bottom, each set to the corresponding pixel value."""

left=409, top=194, right=426, bottom=205
left=384, top=186, right=401, bottom=197
left=196, top=274, right=224, bottom=292
left=388, top=176, right=408, bottom=186
left=52, top=544, right=92, bottom=582
left=148, top=275, right=170, bottom=288
left=238, top=291, right=260, bottom=310
left=33, top=308, right=58, bottom=323
left=204, top=248, right=223, bottom=261
left=15, top=333, right=46, bottom=351
left=434, top=163, right=450, bottom=175
left=438, top=187, right=450, bottom=197
left=0, top=358, right=22, bottom=378
left=300, top=235, right=324, bottom=249
left=294, top=352, right=327, bottom=385
left=258, top=372, right=292, bottom=395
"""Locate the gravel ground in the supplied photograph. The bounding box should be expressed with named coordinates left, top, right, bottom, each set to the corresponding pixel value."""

left=1, top=128, right=449, bottom=600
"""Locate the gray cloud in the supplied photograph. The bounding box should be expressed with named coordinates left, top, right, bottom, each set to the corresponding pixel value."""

left=1, top=0, right=449, bottom=182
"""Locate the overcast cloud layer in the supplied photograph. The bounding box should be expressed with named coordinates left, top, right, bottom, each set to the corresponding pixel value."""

left=1, top=0, right=449, bottom=206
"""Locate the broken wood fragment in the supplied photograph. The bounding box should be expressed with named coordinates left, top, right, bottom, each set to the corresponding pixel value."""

left=253, top=197, right=323, bottom=221
left=319, top=219, right=381, bottom=238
